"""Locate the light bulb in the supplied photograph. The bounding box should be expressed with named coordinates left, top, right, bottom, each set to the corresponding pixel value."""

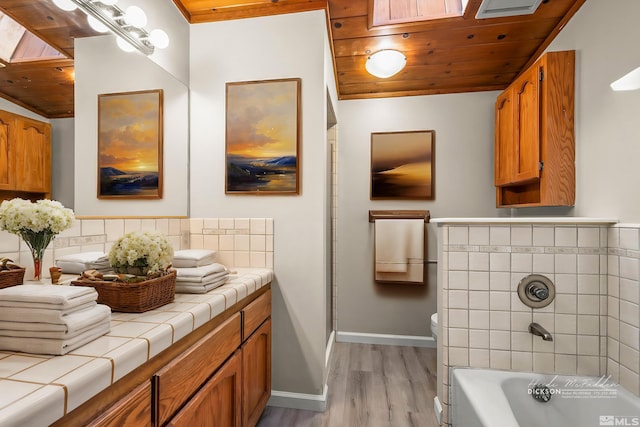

left=116, top=36, right=136, bottom=53
left=87, top=16, right=109, bottom=33
left=149, top=29, right=169, bottom=49
left=52, top=0, right=77, bottom=11
left=124, top=5, right=147, bottom=28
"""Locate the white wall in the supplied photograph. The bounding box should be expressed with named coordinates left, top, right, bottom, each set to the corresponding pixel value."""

left=74, top=35, right=189, bottom=217
left=190, top=11, right=331, bottom=398
left=337, top=93, right=501, bottom=336
left=50, top=118, right=74, bottom=208
left=545, top=0, right=640, bottom=223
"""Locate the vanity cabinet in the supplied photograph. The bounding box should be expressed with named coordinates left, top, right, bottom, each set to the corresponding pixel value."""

left=0, top=110, right=51, bottom=200
left=86, top=382, right=153, bottom=427
left=494, top=50, right=575, bottom=207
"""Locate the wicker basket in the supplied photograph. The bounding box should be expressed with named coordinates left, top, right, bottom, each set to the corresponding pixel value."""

left=72, top=270, right=176, bottom=313
left=0, top=268, right=26, bottom=289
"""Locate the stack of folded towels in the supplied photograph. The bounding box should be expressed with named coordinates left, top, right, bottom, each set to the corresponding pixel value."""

left=0, top=285, right=111, bottom=355
left=55, top=252, right=111, bottom=275
left=173, top=249, right=229, bottom=294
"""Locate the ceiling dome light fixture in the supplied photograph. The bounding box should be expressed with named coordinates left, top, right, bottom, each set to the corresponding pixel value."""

left=365, top=49, right=406, bottom=78
left=52, top=0, right=77, bottom=11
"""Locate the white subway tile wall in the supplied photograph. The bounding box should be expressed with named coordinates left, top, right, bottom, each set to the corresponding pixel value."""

left=438, top=222, right=640, bottom=426
left=0, top=217, right=274, bottom=278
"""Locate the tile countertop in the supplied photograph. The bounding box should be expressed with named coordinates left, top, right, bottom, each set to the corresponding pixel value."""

left=0, top=268, right=273, bottom=427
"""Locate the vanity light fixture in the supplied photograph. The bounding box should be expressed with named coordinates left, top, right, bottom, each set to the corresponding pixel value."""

left=51, top=0, right=169, bottom=55
left=365, top=49, right=407, bottom=78
left=610, top=65, right=640, bottom=91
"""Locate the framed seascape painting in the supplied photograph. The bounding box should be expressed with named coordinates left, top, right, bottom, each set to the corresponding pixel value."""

left=370, top=130, right=435, bottom=200
left=225, top=78, right=301, bottom=194
left=97, top=89, right=163, bottom=199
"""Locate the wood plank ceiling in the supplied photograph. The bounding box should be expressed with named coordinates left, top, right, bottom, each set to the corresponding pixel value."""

left=0, top=0, right=585, bottom=118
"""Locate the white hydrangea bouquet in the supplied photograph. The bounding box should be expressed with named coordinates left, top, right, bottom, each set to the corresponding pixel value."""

left=109, top=230, right=174, bottom=276
left=0, top=198, right=75, bottom=280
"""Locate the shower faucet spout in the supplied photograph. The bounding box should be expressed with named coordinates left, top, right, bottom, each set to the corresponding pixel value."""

left=529, top=322, right=553, bottom=341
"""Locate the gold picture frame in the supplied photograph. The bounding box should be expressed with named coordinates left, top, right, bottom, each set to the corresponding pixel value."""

left=97, top=89, right=163, bottom=199
left=225, top=78, right=301, bottom=195
left=370, top=130, right=435, bottom=200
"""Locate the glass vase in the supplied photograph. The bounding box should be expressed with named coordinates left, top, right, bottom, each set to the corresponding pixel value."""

left=20, top=229, right=56, bottom=281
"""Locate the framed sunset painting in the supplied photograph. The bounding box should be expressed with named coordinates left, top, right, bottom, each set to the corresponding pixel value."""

left=97, top=89, right=163, bottom=199
left=225, top=78, right=301, bottom=194
left=370, top=130, right=435, bottom=200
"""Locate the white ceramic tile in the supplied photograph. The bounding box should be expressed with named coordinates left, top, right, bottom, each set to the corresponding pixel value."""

left=0, top=232, right=20, bottom=252
left=490, top=226, right=510, bottom=246
left=555, top=354, right=577, bottom=374
left=10, top=355, right=93, bottom=383
left=155, top=219, right=169, bottom=236
left=620, top=257, right=640, bottom=281
left=533, top=352, right=555, bottom=373
left=533, top=226, right=555, bottom=247
left=554, top=334, right=576, bottom=354
left=189, top=218, right=204, bottom=234
left=619, top=344, right=640, bottom=372
left=511, top=253, right=532, bottom=273
left=167, top=312, right=196, bottom=343
left=250, top=235, right=266, bottom=252
left=512, top=351, right=533, bottom=371
left=469, top=329, right=489, bottom=349
left=0, top=355, right=48, bottom=377
left=468, top=226, right=489, bottom=246
left=448, top=328, right=468, bottom=347
left=449, top=290, right=469, bottom=309
left=619, top=323, right=639, bottom=350
left=219, top=235, right=234, bottom=251
left=469, top=252, right=489, bottom=271
left=578, top=295, right=600, bottom=315
left=609, top=317, right=620, bottom=341
left=81, top=220, right=104, bottom=236
left=219, top=218, right=234, bottom=230
left=210, top=287, right=238, bottom=308
left=577, top=227, right=600, bottom=248
left=449, top=252, right=469, bottom=271
left=608, top=227, right=620, bottom=248
left=108, top=321, right=158, bottom=338
left=511, top=292, right=531, bottom=312
left=619, top=279, right=639, bottom=304
left=555, top=226, right=577, bottom=247
left=140, top=219, right=156, bottom=232
left=250, top=252, right=267, bottom=268
left=511, top=311, right=532, bottom=331
left=619, top=366, right=640, bottom=396
left=578, top=274, right=600, bottom=295
left=489, top=291, right=510, bottom=311
left=490, top=252, right=510, bottom=272
left=511, top=332, right=532, bottom=352
left=609, top=277, right=620, bottom=299
left=235, top=251, right=251, bottom=267
left=490, top=350, right=511, bottom=369
left=620, top=302, right=640, bottom=327
left=576, top=315, right=599, bottom=335
left=449, top=309, right=469, bottom=328
left=123, top=219, right=142, bottom=233
left=202, top=234, right=219, bottom=250
left=490, top=311, right=510, bottom=331
left=448, top=347, right=469, bottom=366
left=449, top=226, right=469, bottom=245
left=489, top=272, right=511, bottom=291
left=235, top=218, right=250, bottom=230
left=468, top=291, right=489, bottom=310
left=265, top=218, right=274, bottom=235
left=265, top=235, right=274, bottom=252
left=620, top=228, right=640, bottom=251
left=533, top=336, right=555, bottom=353
left=169, top=219, right=182, bottom=236
left=140, top=324, right=173, bottom=358
left=469, top=349, right=490, bottom=368
left=468, top=271, right=489, bottom=291
left=203, top=218, right=219, bottom=230
left=533, top=253, right=555, bottom=273
left=67, top=336, right=131, bottom=357
left=577, top=355, right=601, bottom=376
left=234, top=235, right=250, bottom=251
left=57, top=358, right=113, bottom=412
left=555, top=274, right=577, bottom=294
left=0, top=382, right=65, bottom=427
left=217, top=251, right=234, bottom=268
left=131, top=311, right=181, bottom=324
left=511, top=226, right=532, bottom=247
left=555, top=254, right=577, bottom=274
left=607, top=358, right=620, bottom=383
left=449, top=271, right=469, bottom=290
left=250, top=218, right=266, bottom=235
left=577, top=255, right=600, bottom=275
left=489, top=330, right=510, bottom=350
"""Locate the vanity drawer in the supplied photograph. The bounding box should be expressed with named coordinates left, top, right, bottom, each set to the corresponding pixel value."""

left=242, top=289, right=271, bottom=340
left=154, top=313, right=241, bottom=425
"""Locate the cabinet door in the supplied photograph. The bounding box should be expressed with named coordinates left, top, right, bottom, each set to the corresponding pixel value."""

left=0, top=111, right=15, bottom=190
left=167, top=350, right=242, bottom=427
left=14, top=117, right=51, bottom=193
left=242, top=318, right=271, bottom=427
left=513, top=66, right=541, bottom=184
left=494, top=88, right=514, bottom=186
left=86, top=382, right=152, bottom=427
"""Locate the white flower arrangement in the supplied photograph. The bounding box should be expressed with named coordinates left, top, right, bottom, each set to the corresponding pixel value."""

left=109, top=230, right=174, bottom=274
left=0, top=198, right=74, bottom=234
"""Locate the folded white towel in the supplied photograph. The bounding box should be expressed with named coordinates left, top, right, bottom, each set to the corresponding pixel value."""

left=175, top=271, right=228, bottom=284
left=174, top=263, right=227, bottom=278
left=55, top=252, right=108, bottom=274
left=0, top=304, right=110, bottom=335
left=0, top=302, right=97, bottom=325
left=175, top=278, right=228, bottom=294
left=0, top=284, right=98, bottom=309
left=172, top=249, right=217, bottom=268
left=0, top=319, right=111, bottom=355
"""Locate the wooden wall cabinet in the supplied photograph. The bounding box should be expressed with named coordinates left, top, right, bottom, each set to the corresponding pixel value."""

left=0, top=110, right=51, bottom=201
left=494, top=50, right=575, bottom=207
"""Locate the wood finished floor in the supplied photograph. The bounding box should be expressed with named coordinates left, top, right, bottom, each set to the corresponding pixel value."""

left=257, top=342, right=439, bottom=427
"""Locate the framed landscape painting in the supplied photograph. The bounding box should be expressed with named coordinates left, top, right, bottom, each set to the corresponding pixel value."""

left=97, top=89, right=163, bottom=199
left=370, top=130, right=434, bottom=200
left=225, top=78, right=301, bottom=194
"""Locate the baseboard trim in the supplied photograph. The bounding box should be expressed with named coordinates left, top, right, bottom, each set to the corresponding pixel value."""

left=336, top=331, right=436, bottom=348
left=268, top=384, right=328, bottom=412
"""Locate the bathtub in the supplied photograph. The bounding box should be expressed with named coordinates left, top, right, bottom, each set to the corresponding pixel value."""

left=450, top=368, right=640, bottom=427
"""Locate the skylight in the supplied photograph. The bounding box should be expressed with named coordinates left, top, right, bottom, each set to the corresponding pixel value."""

left=372, top=0, right=470, bottom=26
left=0, top=11, right=65, bottom=64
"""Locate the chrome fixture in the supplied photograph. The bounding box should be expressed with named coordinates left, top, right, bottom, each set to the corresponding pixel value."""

left=517, top=274, right=555, bottom=309
left=51, top=0, right=169, bottom=55
left=529, top=322, right=553, bottom=341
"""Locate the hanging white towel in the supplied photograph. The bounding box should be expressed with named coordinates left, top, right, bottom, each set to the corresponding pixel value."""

left=374, top=219, right=425, bottom=283
left=0, top=285, right=98, bottom=310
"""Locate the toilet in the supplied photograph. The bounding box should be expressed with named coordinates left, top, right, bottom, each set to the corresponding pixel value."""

left=431, top=313, right=438, bottom=341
